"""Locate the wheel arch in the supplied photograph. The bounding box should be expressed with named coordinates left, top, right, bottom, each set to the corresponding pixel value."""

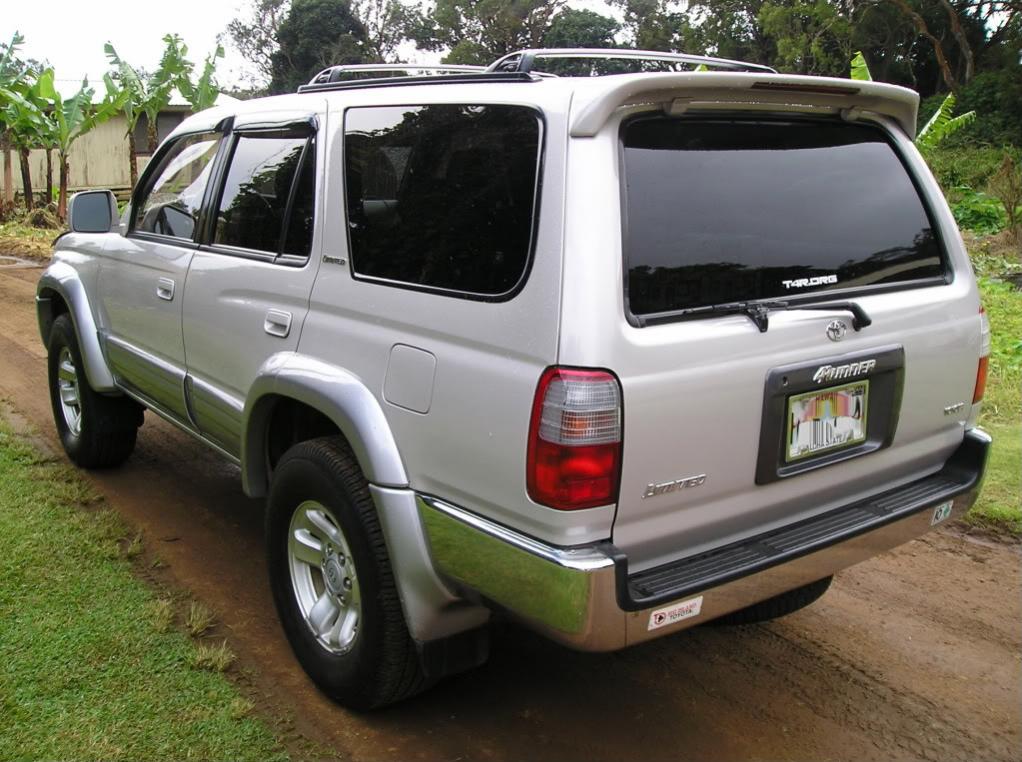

left=36, top=262, right=118, bottom=392
left=241, top=353, right=409, bottom=497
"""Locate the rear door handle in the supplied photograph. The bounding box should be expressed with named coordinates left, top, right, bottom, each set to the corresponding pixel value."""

left=264, top=309, right=292, bottom=338
left=156, top=277, right=175, bottom=301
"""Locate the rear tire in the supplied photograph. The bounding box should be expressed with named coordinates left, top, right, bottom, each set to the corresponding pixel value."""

left=709, top=576, right=833, bottom=626
left=46, top=314, right=143, bottom=468
left=266, top=436, right=428, bottom=710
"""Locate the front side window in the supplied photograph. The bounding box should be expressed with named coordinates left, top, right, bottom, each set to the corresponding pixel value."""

left=621, top=117, right=946, bottom=317
left=344, top=104, right=542, bottom=297
left=134, top=132, right=221, bottom=240
left=213, top=134, right=314, bottom=257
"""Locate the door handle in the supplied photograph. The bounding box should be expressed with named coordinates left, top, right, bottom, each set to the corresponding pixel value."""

left=264, top=309, right=292, bottom=338
left=156, top=277, right=175, bottom=301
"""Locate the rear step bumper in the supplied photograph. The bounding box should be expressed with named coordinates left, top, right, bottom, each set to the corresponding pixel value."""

left=418, top=428, right=990, bottom=652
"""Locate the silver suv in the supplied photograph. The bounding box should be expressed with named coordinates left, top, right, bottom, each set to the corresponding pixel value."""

left=37, top=49, right=991, bottom=710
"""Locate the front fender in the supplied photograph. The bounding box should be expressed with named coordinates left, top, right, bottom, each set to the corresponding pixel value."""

left=241, top=352, right=409, bottom=496
left=36, top=261, right=117, bottom=392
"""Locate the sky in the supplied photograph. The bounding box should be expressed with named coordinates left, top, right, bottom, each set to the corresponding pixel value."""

left=5, top=0, right=257, bottom=89
left=6, top=0, right=626, bottom=91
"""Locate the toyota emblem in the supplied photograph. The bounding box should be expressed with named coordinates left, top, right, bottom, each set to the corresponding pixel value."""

left=826, top=320, right=848, bottom=342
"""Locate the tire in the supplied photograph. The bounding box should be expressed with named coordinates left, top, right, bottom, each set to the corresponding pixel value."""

left=266, top=436, right=428, bottom=710
left=709, top=576, right=833, bottom=626
left=47, top=314, right=143, bottom=469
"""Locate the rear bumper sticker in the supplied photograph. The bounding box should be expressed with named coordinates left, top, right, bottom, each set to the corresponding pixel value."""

left=648, top=596, right=704, bottom=630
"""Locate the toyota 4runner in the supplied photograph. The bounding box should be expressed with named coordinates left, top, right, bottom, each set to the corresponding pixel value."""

left=37, top=49, right=991, bottom=710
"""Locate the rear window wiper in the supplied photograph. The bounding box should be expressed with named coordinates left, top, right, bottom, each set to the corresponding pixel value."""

left=687, top=300, right=872, bottom=333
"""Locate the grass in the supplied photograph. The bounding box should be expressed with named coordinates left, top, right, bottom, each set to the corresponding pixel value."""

left=0, top=420, right=286, bottom=761
left=186, top=601, right=216, bottom=637
left=967, top=249, right=1022, bottom=537
left=0, top=220, right=58, bottom=260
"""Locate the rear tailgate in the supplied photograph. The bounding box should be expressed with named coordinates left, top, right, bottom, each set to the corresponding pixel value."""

left=559, top=74, right=981, bottom=572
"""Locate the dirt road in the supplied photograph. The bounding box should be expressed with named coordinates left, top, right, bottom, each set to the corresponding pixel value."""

left=1, top=263, right=1019, bottom=762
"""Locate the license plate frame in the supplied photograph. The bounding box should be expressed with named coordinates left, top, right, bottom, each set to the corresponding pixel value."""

left=755, top=345, right=905, bottom=485
left=785, top=380, right=870, bottom=463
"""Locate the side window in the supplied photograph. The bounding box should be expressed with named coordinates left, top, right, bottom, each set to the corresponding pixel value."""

left=134, top=133, right=221, bottom=240
left=344, top=104, right=542, bottom=297
left=213, top=134, right=315, bottom=257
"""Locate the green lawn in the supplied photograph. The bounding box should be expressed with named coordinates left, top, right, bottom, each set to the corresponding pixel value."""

left=0, top=421, right=286, bottom=761
left=968, top=255, right=1022, bottom=537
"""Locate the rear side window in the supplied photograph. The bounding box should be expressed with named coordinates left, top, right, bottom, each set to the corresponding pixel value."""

left=134, top=132, right=221, bottom=240
left=344, top=104, right=542, bottom=297
left=213, top=134, right=314, bottom=258
left=621, top=118, right=946, bottom=317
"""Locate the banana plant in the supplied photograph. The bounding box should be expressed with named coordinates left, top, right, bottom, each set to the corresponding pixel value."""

left=175, top=42, right=225, bottom=113
left=105, top=40, right=183, bottom=186
left=44, top=75, right=127, bottom=219
left=1, top=68, right=55, bottom=210
left=915, top=93, right=976, bottom=152
left=849, top=51, right=975, bottom=151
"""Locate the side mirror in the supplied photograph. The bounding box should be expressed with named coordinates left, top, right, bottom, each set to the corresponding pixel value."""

left=68, top=190, right=119, bottom=234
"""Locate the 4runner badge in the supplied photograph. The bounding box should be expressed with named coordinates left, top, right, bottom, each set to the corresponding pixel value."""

left=812, top=359, right=876, bottom=384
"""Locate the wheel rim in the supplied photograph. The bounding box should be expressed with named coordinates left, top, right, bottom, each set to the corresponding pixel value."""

left=56, top=347, right=83, bottom=436
left=287, top=500, right=362, bottom=655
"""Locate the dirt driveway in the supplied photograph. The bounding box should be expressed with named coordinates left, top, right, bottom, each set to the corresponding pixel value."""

left=1, top=263, right=1019, bottom=762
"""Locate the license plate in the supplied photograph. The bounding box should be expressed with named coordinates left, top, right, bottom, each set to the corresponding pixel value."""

left=786, top=381, right=869, bottom=462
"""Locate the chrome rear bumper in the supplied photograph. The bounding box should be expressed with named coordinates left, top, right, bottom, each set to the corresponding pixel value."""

left=418, top=428, right=990, bottom=652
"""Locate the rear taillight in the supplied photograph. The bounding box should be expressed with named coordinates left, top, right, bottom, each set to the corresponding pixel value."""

left=974, top=307, right=991, bottom=404
left=527, top=367, right=622, bottom=510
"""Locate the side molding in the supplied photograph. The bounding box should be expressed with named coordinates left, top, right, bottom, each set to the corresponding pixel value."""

left=241, top=352, right=409, bottom=496
left=36, top=261, right=118, bottom=391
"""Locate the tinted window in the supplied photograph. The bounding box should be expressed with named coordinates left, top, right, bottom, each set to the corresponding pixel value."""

left=622, top=118, right=945, bottom=316
left=345, top=104, right=541, bottom=296
left=214, top=135, right=312, bottom=256
left=135, top=133, right=221, bottom=240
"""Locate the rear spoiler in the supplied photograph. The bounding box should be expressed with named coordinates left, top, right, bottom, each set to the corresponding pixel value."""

left=569, top=72, right=920, bottom=139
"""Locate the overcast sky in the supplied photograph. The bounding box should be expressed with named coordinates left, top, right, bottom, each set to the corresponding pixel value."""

left=7, top=0, right=624, bottom=90
left=7, top=0, right=259, bottom=88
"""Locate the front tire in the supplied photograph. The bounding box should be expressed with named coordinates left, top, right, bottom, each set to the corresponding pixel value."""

left=46, top=314, right=143, bottom=468
left=266, top=436, right=428, bottom=710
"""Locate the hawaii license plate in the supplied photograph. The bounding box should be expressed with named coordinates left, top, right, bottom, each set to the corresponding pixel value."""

left=786, top=381, right=869, bottom=462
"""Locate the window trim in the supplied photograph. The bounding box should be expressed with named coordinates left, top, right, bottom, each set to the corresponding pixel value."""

left=127, top=129, right=227, bottom=248
left=198, top=126, right=317, bottom=267
left=342, top=102, right=546, bottom=303
left=617, top=112, right=953, bottom=329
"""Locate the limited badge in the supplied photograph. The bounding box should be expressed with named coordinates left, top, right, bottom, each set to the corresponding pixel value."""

left=931, top=500, right=954, bottom=525
left=648, top=596, right=703, bottom=631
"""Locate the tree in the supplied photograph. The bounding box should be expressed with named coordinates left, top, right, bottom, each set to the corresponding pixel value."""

left=349, top=0, right=415, bottom=62
left=269, top=0, right=370, bottom=93
left=610, top=0, right=699, bottom=52
left=163, top=37, right=225, bottom=112
left=543, top=8, right=621, bottom=48
left=758, top=0, right=853, bottom=77
left=413, top=0, right=566, bottom=65
left=2, top=69, right=55, bottom=210
left=42, top=76, right=126, bottom=219
left=0, top=32, right=29, bottom=205
left=227, top=0, right=291, bottom=89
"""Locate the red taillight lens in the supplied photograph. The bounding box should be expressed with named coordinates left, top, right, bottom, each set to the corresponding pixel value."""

left=527, top=367, right=622, bottom=510
left=974, top=307, right=991, bottom=404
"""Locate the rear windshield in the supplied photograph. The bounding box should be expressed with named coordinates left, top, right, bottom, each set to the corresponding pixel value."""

left=621, top=118, right=946, bottom=317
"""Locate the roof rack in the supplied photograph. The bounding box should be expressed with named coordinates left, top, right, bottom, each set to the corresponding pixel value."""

left=295, top=48, right=776, bottom=94
left=305, top=63, right=487, bottom=88
left=487, top=48, right=776, bottom=75
left=297, top=70, right=535, bottom=94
